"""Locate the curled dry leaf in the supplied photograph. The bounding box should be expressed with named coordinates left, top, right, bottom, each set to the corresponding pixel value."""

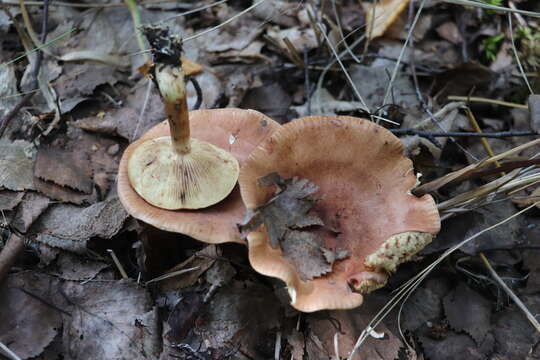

left=32, top=198, right=128, bottom=253
left=363, top=0, right=410, bottom=40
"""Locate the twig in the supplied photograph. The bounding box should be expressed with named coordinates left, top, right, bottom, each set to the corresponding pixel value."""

left=0, top=341, right=22, bottom=360
left=442, top=0, right=540, bottom=19
left=508, top=13, right=534, bottom=95
left=480, top=253, right=540, bottom=333
left=0, top=0, right=50, bottom=137
left=107, top=249, right=128, bottom=279
left=383, top=0, right=427, bottom=106
left=447, top=95, right=528, bottom=109
left=390, top=129, right=537, bottom=138
left=183, top=0, right=268, bottom=42
left=0, top=233, right=25, bottom=284
left=316, top=23, right=372, bottom=115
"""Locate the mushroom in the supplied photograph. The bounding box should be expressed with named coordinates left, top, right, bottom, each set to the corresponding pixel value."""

left=117, top=26, right=281, bottom=243
left=127, top=27, right=239, bottom=210
left=239, top=116, right=440, bottom=311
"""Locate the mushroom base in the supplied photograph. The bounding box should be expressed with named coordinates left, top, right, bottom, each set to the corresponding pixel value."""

left=128, top=136, right=240, bottom=210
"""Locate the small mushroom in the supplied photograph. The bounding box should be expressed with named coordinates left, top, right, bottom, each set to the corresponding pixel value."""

left=239, top=116, right=440, bottom=311
left=118, top=27, right=281, bottom=243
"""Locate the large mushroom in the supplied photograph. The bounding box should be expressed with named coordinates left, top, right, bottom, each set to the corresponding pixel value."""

left=239, top=116, right=440, bottom=312
left=117, top=27, right=280, bottom=244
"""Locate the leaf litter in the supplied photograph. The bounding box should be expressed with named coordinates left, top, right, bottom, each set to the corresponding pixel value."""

left=2, top=1, right=540, bottom=359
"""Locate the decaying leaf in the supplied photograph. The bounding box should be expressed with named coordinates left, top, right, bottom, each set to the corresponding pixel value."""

left=0, top=272, right=64, bottom=359
left=443, top=283, right=491, bottom=345
left=0, top=139, right=36, bottom=191
left=54, top=251, right=109, bottom=281
left=402, top=286, right=442, bottom=332
left=309, top=308, right=402, bottom=360
left=240, top=173, right=349, bottom=280
left=62, top=279, right=160, bottom=360
left=241, top=173, right=323, bottom=247
left=11, top=191, right=50, bottom=233
left=34, top=146, right=93, bottom=194
left=363, top=0, right=410, bottom=40
left=293, top=88, right=367, bottom=117
left=0, top=191, right=24, bottom=212
left=32, top=197, right=128, bottom=253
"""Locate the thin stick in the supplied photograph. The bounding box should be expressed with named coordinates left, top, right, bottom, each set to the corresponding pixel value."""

left=479, top=253, right=540, bottom=333
left=447, top=95, right=528, bottom=109
left=508, top=13, right=534, bottom=95
left=107, top=249, right=128, bottom=279
left=0, top=342, right=22, bottom=360
left=442, top=0, right=540, bottom=19
left=184, top=0, right=268, bottom=42
left=390, top=129, right=537, bottom=138
left=0, top=233, right=25, bottom=284
left=316, top=23, right=372, bottom=115
left=383, top=0, right=427, bottom=106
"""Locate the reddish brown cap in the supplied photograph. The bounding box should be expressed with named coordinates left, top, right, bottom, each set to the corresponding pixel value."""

left=118, top=108, right=280, bottom=244
left=239, top=116, right=440, bottom=311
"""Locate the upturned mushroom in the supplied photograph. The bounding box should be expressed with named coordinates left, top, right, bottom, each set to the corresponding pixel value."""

left=117, top=27, right=280, bottom=243
left=239, top=116, right=440, bottom=312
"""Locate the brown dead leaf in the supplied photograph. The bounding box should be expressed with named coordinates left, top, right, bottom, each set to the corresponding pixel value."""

left=363, top=0, right=410, bottom=40
left=309, top=309, right=402, bottom=360
left=436, top=22, right=463, bottom=45
left=443, top=283, right=492, bottom=345
left=34, top=146, right=93, bottom=194
left=61, top=279, right=159, bottom=359
left=11, top=191, right=50, bottom=233
left=54, top=251, right=109, bottom=281
left=287, top=328, right=305, bottom=360
left=159, top=245, right=219, bottom=291
left=0, top=139, right=36, bottom=191
left=32, top=197, right=128, bottom=253
left=33, top=127, right=121, bottom=204
left=0, top=191, right=24, bottom=211
left=241, top=173, right=323, bottom=248
left=0, top=272, right=64, bottom=359
left=241, top=174, right=350, bottom=280
left=419, top=332, right=492, bottom=360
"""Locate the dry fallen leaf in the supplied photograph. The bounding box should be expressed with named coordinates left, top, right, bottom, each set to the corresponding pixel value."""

left=62, top=279, right=160, bottom=359
left=0, top=139, right=36, bottom=191
left=443, top=283, right=492, bottom=345
left=241, top=173, right=349, bottom=280
left=0, top=272, right=64, bottom=359
left=363, top=0, right=410, bottom=40
left=32, top=197, right=128, bottom=253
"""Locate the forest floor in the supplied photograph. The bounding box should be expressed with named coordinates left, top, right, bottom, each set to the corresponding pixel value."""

left=1, top=0, right=540, bottom=359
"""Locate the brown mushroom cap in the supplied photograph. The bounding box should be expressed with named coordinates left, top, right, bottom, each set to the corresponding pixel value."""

left=118, top=108, right=281, bottom=244
left=239, top=116, right=440, bottom=312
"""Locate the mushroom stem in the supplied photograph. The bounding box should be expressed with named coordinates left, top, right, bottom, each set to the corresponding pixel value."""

left=156, top=64, right=191, bottom=155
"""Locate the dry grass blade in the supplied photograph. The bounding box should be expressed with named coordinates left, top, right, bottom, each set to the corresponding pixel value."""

left=183, top=0, right=269, bottom=42
left=443, top=0, right=540, bottom=19
left=347, top=201, right=540, bottom=360
left=414, top=138, right=540, bottom=196
left=145, top=266, right=200, bottom=284
left=0, top=342, right=22, bottom=360
left=480, top=253, right=540, bottom=333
